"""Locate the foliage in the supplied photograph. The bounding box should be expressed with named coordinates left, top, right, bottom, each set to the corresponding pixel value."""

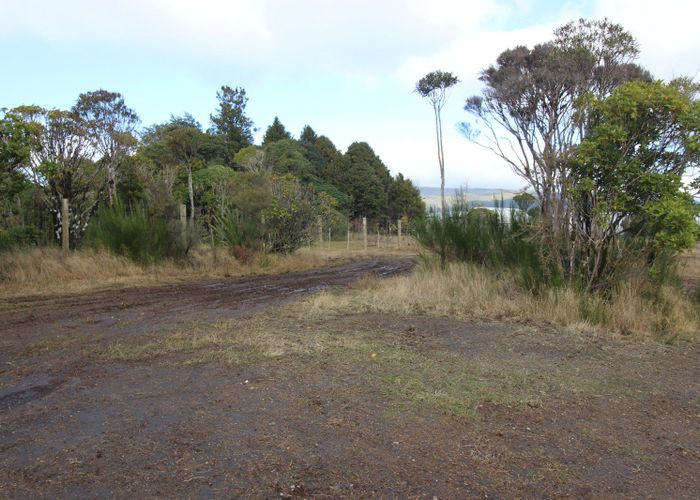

left=262, top=116, right=292, bottom=145
left=234, top=145, right=271, bottom=174
left=263, top=175, right=318, bottom=253
left=215, top=207, right=263, bottom=257
left=85, top=203, right=183, bottom=264
left=459, top=19, right=685, bottom=289
left=208, top=85, right=254, bottom=166
left=299, top=125, right=318, bottom=144
left=416, top=194, right=554, bottom=292
left=16, top=106, right=104, bottom=247
left=572, top=80, right=700, bottom=288
left=388, top=173, right=425, bottom=220
left=72, top=89, right=139, bottom=206
left=264, top=139, right=315, bottom=182
left=339, top=142, right=391, bottom=218
left=193, top=165, right=238, bottom=218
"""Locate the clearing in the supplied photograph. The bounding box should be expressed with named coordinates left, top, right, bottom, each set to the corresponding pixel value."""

left=1, top=257, right=698, bottom=498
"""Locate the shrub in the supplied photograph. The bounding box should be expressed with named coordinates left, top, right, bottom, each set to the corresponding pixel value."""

left=415, top=194, right=555, bottom=291
left=85, top=203, right=183, bottom=264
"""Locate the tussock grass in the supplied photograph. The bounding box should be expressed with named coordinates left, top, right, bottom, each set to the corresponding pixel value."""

left=0, top=246, right=335, bottom=298
left=303, top=262, right=700, bottom=341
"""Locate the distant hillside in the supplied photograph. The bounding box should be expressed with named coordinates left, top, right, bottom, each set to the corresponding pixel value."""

left=419, top=187, right=519, bottom=209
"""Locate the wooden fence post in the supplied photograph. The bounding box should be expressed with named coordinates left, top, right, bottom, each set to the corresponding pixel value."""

left=318, top=216, right=323, bottom=246
left=179, top=203, right=187, bottom=248
left=398, top=218, right=402, bottom=249
left=362, top=217, right=367, bottom=251
left=61, top=198, right=69, bottom=252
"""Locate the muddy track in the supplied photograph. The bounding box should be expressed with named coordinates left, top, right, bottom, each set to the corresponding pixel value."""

left=0, top=258, right=415, bottom=343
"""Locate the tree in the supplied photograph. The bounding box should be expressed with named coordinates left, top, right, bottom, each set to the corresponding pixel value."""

left=388, top=173, right=425, bottom=220
left=264, top=139, right=315, bottom=182
left=166, top=125, right=205, bottom=222
left=415, top=70, right=459, bottom=218
left=299, top=125, right=318, bottom=144
left=263, top=174, right=318, bottom=253
left=234, top=145, right=271, bottom=174
left=340, top=142, right=391, bottom=218
left=262, top=116, right=291, bottom=145
left=313, top=135, right=343, bottom=185
left=72, top=90, right=139, bottom=206
left=1, top=109, right=38, bottom=198
left=572, top=79, right=700, bottom=289
left=209, top=86, right=254, bottom=166
left=461, top=19, right=650, bottom=280
left=17, top=106, right=102, bottom=246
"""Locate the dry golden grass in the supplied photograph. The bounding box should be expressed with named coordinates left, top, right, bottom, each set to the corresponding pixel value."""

left=303, top=261, right=700, bottom=342
left=0, top=246, right=339, bottom=299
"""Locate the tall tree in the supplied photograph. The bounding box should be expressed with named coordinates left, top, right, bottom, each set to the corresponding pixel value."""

left=262, top=116, right=292, bottom=145
left=461, top=19, right=650, bottom=280
left=209, top=86, right=254, bottom=166
left=299, top=125, right=318, bottom=144
left=166, top=126, right=205, bottom=222
left=17, top=106, right=102, bottom=246
left=73, top=90, right=139, bottom=206
left=0, top=108, right=40, bottom=225
left=313, top=135, right=343, bottom=185
left=341, top=142, right=391, bottom=218
left=389, top=173, right=425, bottom=220
left=415, top=70, right=459, bottom=219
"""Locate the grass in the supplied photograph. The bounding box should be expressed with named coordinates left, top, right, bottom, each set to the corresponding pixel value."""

left=99, top=307, right=644, bottom=419
left=304, top=261, right=700, bottom=342
left=0, top=235, right=420, bottom=299
left=0, top=245, right=351, bottom=299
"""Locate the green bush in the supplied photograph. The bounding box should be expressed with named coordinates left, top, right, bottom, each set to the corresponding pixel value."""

left=0, top=225, right=41, bottom=252
left=215, top=208, right=262, bottom=252
left=415, top=195, right=555, bottom=292
left=85, top=203, right=183, bottom=264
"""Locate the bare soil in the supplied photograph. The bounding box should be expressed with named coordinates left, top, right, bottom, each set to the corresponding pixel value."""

left=1, top=257, right=698, bottom=498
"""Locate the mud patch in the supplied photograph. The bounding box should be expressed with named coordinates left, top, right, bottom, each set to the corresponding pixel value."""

left=0, top=379, right=61, bottom=413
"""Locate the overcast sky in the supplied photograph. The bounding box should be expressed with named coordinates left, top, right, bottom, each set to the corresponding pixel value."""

left=1, top=0, right=698, bottom=188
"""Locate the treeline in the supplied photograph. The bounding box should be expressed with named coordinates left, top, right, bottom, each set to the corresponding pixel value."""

left=0, top=86, right=424, bottom=258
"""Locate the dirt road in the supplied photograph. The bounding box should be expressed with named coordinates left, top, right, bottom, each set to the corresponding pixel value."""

left=0, top=257, right=414, bottom=344
left=1, top=256, right=699, bottom=498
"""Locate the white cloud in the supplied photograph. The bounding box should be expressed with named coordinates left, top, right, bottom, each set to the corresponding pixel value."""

left=2, top=0, right=698, bottom=188
left=593, top=0, right=700, bottom=79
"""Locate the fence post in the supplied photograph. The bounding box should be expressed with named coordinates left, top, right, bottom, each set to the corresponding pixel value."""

left=362, top=217, right=367, bottom=251
left=398, top=218, right=402, bottom=249
left=179, top=203, right=187, bottom=248
left=318, top=216, right=323, bottom=246
left=61, top=198, right=69, bottom=252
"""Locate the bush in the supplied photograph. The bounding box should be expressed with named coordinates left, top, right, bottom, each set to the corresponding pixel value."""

left=0, top=225, right=41, bottom=252
left=215, top=207, right=263, bottom=258
left=415, top=194, right=556, bottom=292
left=85, top=203, right=183, bottom=264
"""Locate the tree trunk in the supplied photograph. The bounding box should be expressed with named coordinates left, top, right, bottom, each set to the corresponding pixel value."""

left=187, top=164, right=195, bottom=223
left=107, top=161, right=116, bottom=207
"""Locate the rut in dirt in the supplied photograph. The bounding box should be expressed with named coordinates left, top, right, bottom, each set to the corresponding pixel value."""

left=0, top=257, right=415, bottom=343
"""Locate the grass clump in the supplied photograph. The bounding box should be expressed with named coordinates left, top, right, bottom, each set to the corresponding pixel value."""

left=304, top=261, right=700, bottom=342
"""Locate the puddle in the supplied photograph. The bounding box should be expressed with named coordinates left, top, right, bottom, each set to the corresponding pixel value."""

left=0, top=380, right=61, bottom=413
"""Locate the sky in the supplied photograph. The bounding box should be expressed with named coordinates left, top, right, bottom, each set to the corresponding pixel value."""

left=1, top=0, right=699, bottom=189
